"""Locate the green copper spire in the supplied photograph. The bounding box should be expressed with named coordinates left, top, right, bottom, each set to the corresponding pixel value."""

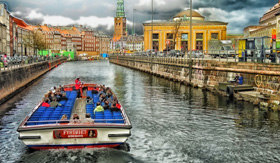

left=116, top=0, right=125, bottom=17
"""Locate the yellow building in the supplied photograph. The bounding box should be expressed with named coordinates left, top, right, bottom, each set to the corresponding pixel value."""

left=143, top=9, right=228, bottom=52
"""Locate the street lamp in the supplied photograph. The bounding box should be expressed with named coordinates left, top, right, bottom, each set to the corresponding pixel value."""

left=133, top=8, right=136, bottom=52
left=189, top=0, right=192, bottom=60
left=189, top=0, right=193, bottom=84
left=151, top=0, right=153, bottom=52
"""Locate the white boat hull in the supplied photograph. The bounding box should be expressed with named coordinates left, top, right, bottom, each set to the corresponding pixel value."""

left=19, top=126, right=131, bottom=149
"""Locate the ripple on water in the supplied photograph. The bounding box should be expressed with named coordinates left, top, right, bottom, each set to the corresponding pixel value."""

left=1, top=61, right=280, bottom=162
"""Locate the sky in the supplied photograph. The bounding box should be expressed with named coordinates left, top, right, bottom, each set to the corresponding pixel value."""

left=4, top=0, right=279, bottom=36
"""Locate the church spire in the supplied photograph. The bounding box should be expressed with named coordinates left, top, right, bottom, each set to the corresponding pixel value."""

left=116, top=0, right=125, bottom=17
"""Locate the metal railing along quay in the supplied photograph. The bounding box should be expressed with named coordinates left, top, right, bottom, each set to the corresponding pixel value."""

left=110, top=48, right=280, bottom=65
left=0, top=56, right=66, bottom=71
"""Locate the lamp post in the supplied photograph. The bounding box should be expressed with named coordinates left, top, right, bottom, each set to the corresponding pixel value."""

left=189, top=0, right=193, bottom=84
left=151, top=0, right=153, bottom=52
left=189, top=0, right=192, bottom=60
left=133, top=8, right=136, bottom=52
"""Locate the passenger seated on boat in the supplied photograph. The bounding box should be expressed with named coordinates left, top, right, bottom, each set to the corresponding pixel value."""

left=94, top=102, right=104, bottom=114
left=55, top=88, right=62, bottom=97
left=60, top=114, right=68, bottom=123
left=49, top=93, right=57, bottom=102
left=110, top=103, right=120, bottom=112
left=59, top=85, right=65, bottom=93
left=42, top=99, right=50, bottom=107
left=101, top=85, right=106, bottom=91
left=50, top=98, right=62, bottom=108
left=82, top=113, right=94, bottom=124
left=47, top=90, right=52, bottom=99
left=86, top=96, right=94, bottom=104
left=99, top=94, right=106, bottom=103
left=113, top=96, right=118, bottom=102
left=43, top=94, right=50, bottom=102
left=72, top=114, right=81, bottom=123
left=103, top=101, right=111, bottom=110
left=92, top=87, right=99, bottom=94
left=115, top=100, right=121, bottom=109
left=98, top=87, right=106, bottom=96
left=52, top=86, right=57, bottom=93
left=106, top=88, right=113, bottom=97
left=60, top=93, right=68, bottom=101
left=107, top=94, right=113, bottom=104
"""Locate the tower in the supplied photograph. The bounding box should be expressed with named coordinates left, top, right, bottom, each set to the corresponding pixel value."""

left=114, top=0, right=127, bottom=40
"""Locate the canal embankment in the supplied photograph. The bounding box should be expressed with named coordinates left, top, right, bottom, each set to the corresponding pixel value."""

left=0, top=59, right=65, bottom=105
left=109, top=56, right=280, bottom=110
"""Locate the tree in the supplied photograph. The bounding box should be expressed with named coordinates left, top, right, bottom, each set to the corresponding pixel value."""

left=22, top=30, right=47, bottom=55
left=173, top=18, right=182, bottom=48
left=166, top=18, right=182, bottom=50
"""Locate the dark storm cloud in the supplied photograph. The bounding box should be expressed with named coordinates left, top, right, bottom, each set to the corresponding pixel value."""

left=193, top=0, right=276, bottom=11
left=3, top=0, right=280, bottom=35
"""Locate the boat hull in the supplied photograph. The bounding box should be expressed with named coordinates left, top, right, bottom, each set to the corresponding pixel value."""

left=17, top=83, right=132, bottom=150
left=19, top=126, right=130, bottom=150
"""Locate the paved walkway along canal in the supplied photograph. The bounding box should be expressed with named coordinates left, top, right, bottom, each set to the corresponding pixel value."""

left=1, top=60, right=280, bottom=162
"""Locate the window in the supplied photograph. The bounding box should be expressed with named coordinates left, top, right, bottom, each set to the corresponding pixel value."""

left=167, top=33, right=173, bottom=39
left=153, top=33, right=159, bottom=39
left=181, top=33, right=188, bottom=40
left=211, top=33, right=218, bottom=40
left=196, top=33, right=203, bottom=39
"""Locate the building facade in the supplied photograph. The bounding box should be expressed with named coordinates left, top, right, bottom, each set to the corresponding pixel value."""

left=0, top=2, right=111, bottom=56
left=13, top=17, right=34, bottom=56
left=113, top=0, right=127, bottom=39
left=244, top=1, right=280, bottom=39
left=0, top=3, right=9, bottom=54
left=127, top=35, right=144, bottom=52
left=143, top=9, right=227, bottom=52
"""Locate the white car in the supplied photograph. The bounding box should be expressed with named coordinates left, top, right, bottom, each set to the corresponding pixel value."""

left=187, top=50, right=204, bottom=58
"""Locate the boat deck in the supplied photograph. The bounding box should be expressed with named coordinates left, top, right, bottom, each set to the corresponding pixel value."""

left=25, top=90, right=125, bottom=126
left=71, top=98, right=87, bottom=120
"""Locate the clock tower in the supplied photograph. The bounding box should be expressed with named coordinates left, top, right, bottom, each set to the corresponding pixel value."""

left=114, top=0, right=127, bottom=39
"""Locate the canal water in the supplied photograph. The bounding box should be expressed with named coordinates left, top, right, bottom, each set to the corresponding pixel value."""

left=1, top=60, right=280, bottom=163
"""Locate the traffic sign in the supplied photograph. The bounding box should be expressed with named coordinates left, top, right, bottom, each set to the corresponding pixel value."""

left=166, top=40, right=170, bottom=45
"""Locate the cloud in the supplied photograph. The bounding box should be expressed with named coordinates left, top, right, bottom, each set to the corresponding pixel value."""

left=12, top=9, right=133, bottom=35
left=6, top=0, right=279, bottom=35
left=197, top=7, right=269, bottom=33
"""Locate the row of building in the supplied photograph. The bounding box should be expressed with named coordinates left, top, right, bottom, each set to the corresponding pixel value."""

left=244, top=0, right=280, bottom=48
left=0, top=3, right=111, bottom=56
left=140, top=1, right=280, bottom=52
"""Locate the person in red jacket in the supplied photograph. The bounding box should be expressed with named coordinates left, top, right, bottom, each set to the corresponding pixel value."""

left=115, top=100, right=121, bottom=109
left=42, top=99, right=50, bottom=107
left=75, top=78, right=82, bottom=98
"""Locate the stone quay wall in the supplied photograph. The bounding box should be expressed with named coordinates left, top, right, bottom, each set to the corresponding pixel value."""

left=0, top=59, right=65, bottom=105
left=109, top=56, right=280, bottom=103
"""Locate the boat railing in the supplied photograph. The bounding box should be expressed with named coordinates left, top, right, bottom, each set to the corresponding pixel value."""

left=25, top=119, right=126, bottom=126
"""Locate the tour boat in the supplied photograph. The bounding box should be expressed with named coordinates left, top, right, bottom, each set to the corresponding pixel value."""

left=17, top=84, right=132, bottom=150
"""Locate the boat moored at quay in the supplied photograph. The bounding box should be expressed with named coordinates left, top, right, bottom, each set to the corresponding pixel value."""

left=17, top=84, right=132, bottom=150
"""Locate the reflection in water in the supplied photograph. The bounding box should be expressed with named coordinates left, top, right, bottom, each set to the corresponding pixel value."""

left=0, top=60, right=280, bottom=162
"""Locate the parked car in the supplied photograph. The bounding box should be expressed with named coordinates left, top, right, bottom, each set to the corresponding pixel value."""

left=141, top=51, right=148, bottom=56
left=187, top=50, right=204, bottom=58
left=168, top=50, right=184, bottom=57
left=157, top=51, right=165, bottom=57
left=146, top=49, right=156, bottom=56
